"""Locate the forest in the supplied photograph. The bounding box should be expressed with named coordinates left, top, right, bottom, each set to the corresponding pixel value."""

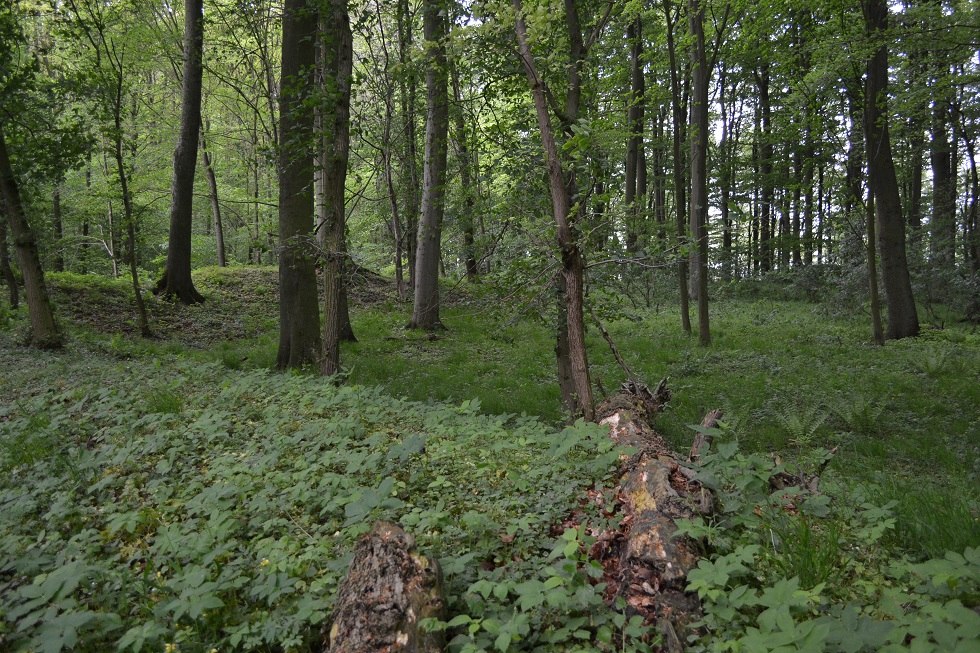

left=1, top=0, right=979, bottom=650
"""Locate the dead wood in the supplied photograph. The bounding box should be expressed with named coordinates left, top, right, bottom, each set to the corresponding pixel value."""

left=326, top=521, right=445, bottom=653
left=595, top=382, right=712, bottom=652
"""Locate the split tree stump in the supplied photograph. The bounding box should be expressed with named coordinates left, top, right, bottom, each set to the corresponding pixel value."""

left=326, top=521, right=446, bottom=653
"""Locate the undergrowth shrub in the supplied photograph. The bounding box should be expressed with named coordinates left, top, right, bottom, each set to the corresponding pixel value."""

left=0, top=357, right=634, bottom=652
left=679, top=421, right=980, bottom=653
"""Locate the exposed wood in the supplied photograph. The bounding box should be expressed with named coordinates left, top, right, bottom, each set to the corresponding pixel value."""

left=326, top=521, right=445, bottom=653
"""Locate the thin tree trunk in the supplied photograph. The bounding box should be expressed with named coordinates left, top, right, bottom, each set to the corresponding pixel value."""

left=52, top=182, right=64, bottom=272
left=755, top=65, right=773, bottom=272
left=866, top=192, right=885, bottom=345
left=0, top=126, right=60, bottom=346
left=513, top=0, right=594, bottom=421
left=450, top=64, right=478, bottom=280
left=663, top=0, right=691, bottom=333
left=199, top=123, right=226, bottom=267
left=155, top=0, right=205, bottom=303
left=930, top=99, right=957, bottom=271
left=397, top=0, right=420, bottom=289
left=408, top=0, right=449, bottom=330
left=0, top=213, right=17, bottom=308
left=318, top=0, right=354, bottom=376
left=863, top=0, right=919, bottom=339
left=624, top=16, right=644, bottom=253
left=688, top=0, right=710, bottom=346
left=277, top=0, right=323, bottom=368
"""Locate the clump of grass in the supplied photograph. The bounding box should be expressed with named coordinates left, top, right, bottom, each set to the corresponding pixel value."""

left=871, top=478, right=980, bottom=559
left=768, top=516, right=843, bottom=590
left=144, top=387, right=183, bottom=414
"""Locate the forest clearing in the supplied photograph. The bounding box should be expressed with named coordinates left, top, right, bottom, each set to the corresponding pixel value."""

left=2, top=0, right=980, bottom=649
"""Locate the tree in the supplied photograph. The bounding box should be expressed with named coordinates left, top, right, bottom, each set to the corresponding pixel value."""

left=0, top=124, right=61, bottom=348
left=277, top=0, right=322, bottom=368
left=688, top=0, right=710, bottom=346
left=318, top=0, right=354, bottom=376
left=862, top=0, right=919, bottom=339
left=155, top=0, right=206, bottom=304
left=512, top=0, right=605, bottom=421
left=408, top=0, right=449, bottom=331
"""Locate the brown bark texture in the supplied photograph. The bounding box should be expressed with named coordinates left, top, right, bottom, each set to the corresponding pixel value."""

left=277, top=0, right=323, bottom=369
left=156, top=0, right=205, bottom=304
left=326, top=521, right=445, bottom=653
left=593, top=383, right=714, bottom=652
left=200, top=126, right=226, bottom=267
left=863, top=0, right=920, bottom=340
left=408, top=0, right=449, bottom=331
left=0, top=212, right=18, bottom=308
left=0, top=126, right=59, bottom=346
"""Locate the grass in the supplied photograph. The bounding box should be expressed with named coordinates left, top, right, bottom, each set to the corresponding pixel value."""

left=12, top=266, right=980, bottom=562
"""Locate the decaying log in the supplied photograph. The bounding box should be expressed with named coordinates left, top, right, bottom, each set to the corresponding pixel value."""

left=326, top=521, right=446, bottom=653
left=595, top=382, right=719, bottom=653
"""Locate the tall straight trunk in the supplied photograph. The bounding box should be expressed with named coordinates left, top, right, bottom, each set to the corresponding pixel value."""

left=663, top=0, right=690, bottom=333
left=199, top=124, right=226, bottom=267
left=755, top=65, right=773, bottom=272
left=318, top=0, right=354, bottom=376
left=652, top=105, right=668, bottom=241
left=450, top=64, right=478, bottom=280
left=816, top=162, right=825, bottom=263
left=803, top=126, right=815, bottom=265
left=408, top=0, right=449, bottom=330
left=52, top=182, right=64, bottom=272
left=752, top=104, right=760, bottom=273
left=156, top=0, right=205, bottom=304
left=778, top=159, right=791, bottom=270
left=930, top=100, right=957, bottom=270
left=719, top=68, right=733, bottom=279
left=277, top=0, right=323, bottom=368
left=866, top=193, right=884, bottom=344
left=513, top=0, right=594, bottom=421
left=397, top=0, right=420, bottom=288
left=962, top=121, right=979, bottom=274
left=383, top=111, right=406, bottom=299
left=688, top=0, right=710, bottom=345
left=0, top=126, right=60, bottom=347
left=863, top=0, right=919, bottom=339
left=624, top=15, right=644, bottom=253
left=792, top=146, right=803, bottom=266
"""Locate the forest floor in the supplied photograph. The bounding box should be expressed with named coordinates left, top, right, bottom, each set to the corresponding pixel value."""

left=1, top=266, right=978, bottom=652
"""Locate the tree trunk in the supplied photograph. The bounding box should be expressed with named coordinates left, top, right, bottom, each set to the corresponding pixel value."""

left=930, top=99, right=957, bottom=271
left=624, top=16, right=644, bottom=254
left=866, top=194, right=884, bottom=345
left=663, top=0, right=691, bottom=333
left=756, top=65, right=773, bottom=273
left=200, top=123, right=226, bottom=267
left=277, top=0, right=323, bottom=368
left=317, top=0, right=354, bottom=376
left=155, top=0, right=205, bottom=304
left=408, top=0, right=449, bottom=331
left=719, top=68, right=733, bottom=279
left=450, top=63, right=478, bottom=280
left=863, top=0, right=919, bottom=340
left=52, top=182, right=64, bottom=272
left=513, top=0, right=594, bottom=421
left=0, top=126, right=61, bottom=347
left=688, top=0, right=710, bottom=346
left=326, top=521, right=445, bottom=653
left=397, top=0, right=420, bottom=290
left=0, top=213, right=18, bottom=308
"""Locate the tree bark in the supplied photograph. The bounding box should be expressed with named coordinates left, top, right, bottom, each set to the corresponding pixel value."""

left=317, top=0, right=354, bottom=376
left=277, top=0, right=323, bottom=368
left=199, top=123, right=226, bottom=267
left=863, top=0, right=919, bottom=339
left=397, top=0, right=420, bottom=289
left=0, top=213, right=18, bottom=308
left=513, top=0, right=594, bottom=421
left=755, top=64, right=774, bottom=273
left=662, top=0, right=691, bottom=333
left=930, top=99, right=957, bottom=271
left=0, top=124, right=61, bottom=348
left=51, top=182, right=64, bottom=272
left=155, top=0, right=205, bottom=304
left=450, top=63, right=478, bottom=280
left=624, top=16, right=645, bottom=254
left=688, top=0, right=710, bottom=346
left=326, top=521, right=445, bottom=653
left=408, top=0, right=449, bottom=331
left=866, top=194, right=885, bottom=345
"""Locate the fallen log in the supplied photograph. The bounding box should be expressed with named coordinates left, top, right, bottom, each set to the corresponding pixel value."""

left=594, top=381, right=719, bottom=653
left=326, top=521, right=446, bottom=653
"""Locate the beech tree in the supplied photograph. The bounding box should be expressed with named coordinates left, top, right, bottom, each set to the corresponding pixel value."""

left=276, top=0, right=322, bottom=368
left=155, top=0, right=205, bottom=304
left=863, top=0, right=919, bottom=339
left=408, top=0, right=449, bottom=330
